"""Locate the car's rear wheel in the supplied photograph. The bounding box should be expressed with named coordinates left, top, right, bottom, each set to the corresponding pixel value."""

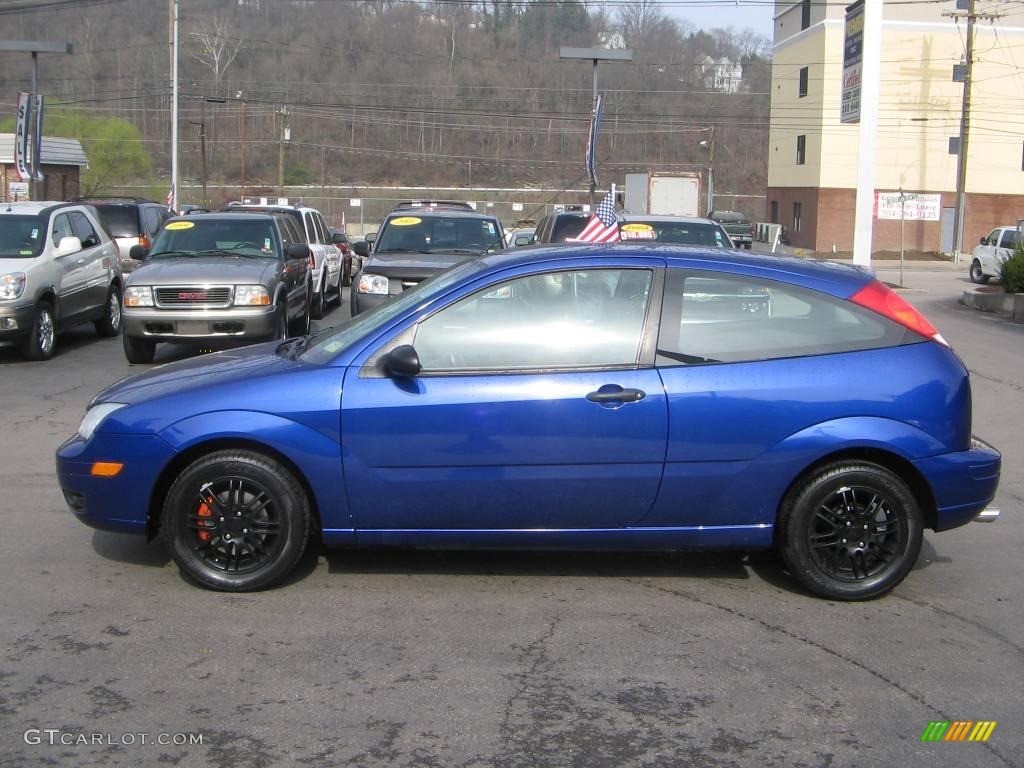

left=970, top=260, right=989, bottom=284
left=94, top=284, right=122, bottom=337
left=123, top=334, right=156, bottom=364
left=290, top=288, right=311, bottom=336
left=22, top=301, right=56, bottom=361
left=777, top=462, right=923, bottom=600
left=310, top=278, right=325, bottom=320
left=162, top=450, right=311, bottom=591
left=341, top=258, right=352, bottom=289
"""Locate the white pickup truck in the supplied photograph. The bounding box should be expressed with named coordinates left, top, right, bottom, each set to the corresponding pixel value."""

left=970, top=226, right=1020, bottom=283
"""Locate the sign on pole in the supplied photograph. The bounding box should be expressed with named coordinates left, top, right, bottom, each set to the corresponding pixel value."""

left=873, top=192, right=941, bottom=220
left=31, top=94, right=44, bottom=182
left=842, top=1, right=864, bottom=124
left=14, top=92, right=32, bottom=181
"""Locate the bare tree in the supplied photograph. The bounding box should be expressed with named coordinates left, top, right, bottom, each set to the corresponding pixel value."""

left=190, top=13, right=243, bottom=85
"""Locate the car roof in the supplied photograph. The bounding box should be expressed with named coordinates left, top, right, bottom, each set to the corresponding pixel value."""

left=1, top=200, right=88, bottom=217
left=619, top=214, right=719, bottom=225
left=166, top=212, right=280, bottom=223
left=473, top=243, right=873, bottom=296
left=384, top=209, right=498, bottom=221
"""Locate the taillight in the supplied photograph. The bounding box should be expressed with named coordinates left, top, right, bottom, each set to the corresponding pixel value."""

left=309, top=253, right=317, bottom=269
left=849, top=280, right=948, bottom=346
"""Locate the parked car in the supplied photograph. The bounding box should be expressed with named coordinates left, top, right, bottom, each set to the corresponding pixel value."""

left=226, top=202, right=341, bottom=319
left=0, top=201, right=123, bottom=360
left=618, top=215, right=734, bottom=247
left=970, top=226, right=1020, bottom=283
left=119, top=213, right=312, bottom=363
left=506, top=227, right=536, bottom=247
left=81, top=197, right=173, bottom=273
left=350, top=206, right=504, bottom=315
left=59, top=245, right=1000, bottom=598
left=328, top=226, right=357, bottom=286
left=532, top=207, right=590, bottom=244
left=708, top=210, right=755, bottom=249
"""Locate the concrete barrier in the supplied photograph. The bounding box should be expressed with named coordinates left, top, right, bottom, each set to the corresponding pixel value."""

left=961, top=287, right=1024, bottom=321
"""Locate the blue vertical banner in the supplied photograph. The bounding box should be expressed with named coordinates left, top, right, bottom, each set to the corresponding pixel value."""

left=31, top=94, right=45, bottom=182
left=585, top=93, right=604, bottom=187
left=14, top=92, right=32, bottom=182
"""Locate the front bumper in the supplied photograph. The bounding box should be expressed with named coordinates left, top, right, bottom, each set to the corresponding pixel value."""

left=57, top=432, right=179, bottom=535
left=914, top=437, right=1002, bottom=531
left=123, top=306, right=277, bottom=341
left=0, top=302, right=36, bottom=342
left=350, top=289, right=396, bottom=316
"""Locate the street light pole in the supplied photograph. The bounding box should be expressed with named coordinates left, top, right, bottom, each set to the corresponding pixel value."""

left=559, top=47, right=633, bottom=209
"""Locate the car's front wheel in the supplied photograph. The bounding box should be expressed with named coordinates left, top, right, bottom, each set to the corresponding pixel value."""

left=22, top=300, right=56, bottom=361
left=777, top=461, right=923, bottom=600
left=123, top=334, right=156, bottom=364
left=162, top=450, right=311, bottom=591
left=970, top=259, right=989, bottom=284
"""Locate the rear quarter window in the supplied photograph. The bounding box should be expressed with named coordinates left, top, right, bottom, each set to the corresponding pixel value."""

left=657, top=270, right=909, bottom=366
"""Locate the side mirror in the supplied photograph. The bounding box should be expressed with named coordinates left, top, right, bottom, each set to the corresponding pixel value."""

left=980, top=236, right=987, bottom=245
left=129, top=244, right=149, bottom=261
left=286, top=243, right=312, bottom=260
left=386, top=344, right=421, bottom=378
left=54, top=236, right=82, bottom=258
left=365, top=231, right=377, bottom=245
left=352, top=240, right=370, bottom=258
left=331, top=232, right=347, bottom=246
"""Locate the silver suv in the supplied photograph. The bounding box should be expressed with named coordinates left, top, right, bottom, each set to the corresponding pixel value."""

left=0, top=201, right=123, bottom=360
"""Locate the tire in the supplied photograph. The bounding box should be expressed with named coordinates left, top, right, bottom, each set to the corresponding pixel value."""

left=341, top=258, right=352, bottom=289
left=123, top=334, right=156, bottom=364
left=290, top=290, right=311, bottom=336
left=269, top=302, right=288, bottom=342
left=310, top=278, right=325, bottom=320
left=94, top=284, right=122, bottom=337
left=21, top=301, right=56, bottom=361
left=777, top=461, right=923, bottom=600
left=744, top=242, right=753, bottom=250
left=161, top=450, right=312, bottom=591
left=970, top=260, right=989, bottom=284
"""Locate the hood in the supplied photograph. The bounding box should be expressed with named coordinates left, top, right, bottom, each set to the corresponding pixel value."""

left=92, top=341, right=295, bottom=407
left=126, top=255, right=277, bottom=286
left=363, top=251, right=478, bottom=280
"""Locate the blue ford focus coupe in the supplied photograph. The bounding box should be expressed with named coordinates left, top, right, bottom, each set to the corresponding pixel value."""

left=57, top=245, right=1001, bottom=599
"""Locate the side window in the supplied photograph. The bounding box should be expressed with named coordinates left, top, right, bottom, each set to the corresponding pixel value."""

left=985, top=229, right=1001, bottom=246
left=314, top=213, right=329, bottom=244
left=69, top=211, right=100, bottom=248
left=51, top=213, right=74, bottom=247
left=143, top=207, right=162, bottom=236
left=414, top=269, right=652, bottom=372
left=279, top=218, right=297, bottom=248
left=999, top=230, right=1019, bottom=249
left=303, top=212, right=318, bottom=244
left=656, top=270, right=907, bottom=366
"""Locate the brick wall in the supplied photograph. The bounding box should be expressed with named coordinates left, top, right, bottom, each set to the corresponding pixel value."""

left=1, top=163, right=80, bottom=202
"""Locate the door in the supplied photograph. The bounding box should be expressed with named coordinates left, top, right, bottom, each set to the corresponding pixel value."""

left=278, top=217, right=307, bottom=315
left=68, top=210, right=113, bottom=315
left=940, top=207, right=955, bottom=253
left=341, top=266, right=668, bottom=530
left=51, top=212, right=89, bottom=320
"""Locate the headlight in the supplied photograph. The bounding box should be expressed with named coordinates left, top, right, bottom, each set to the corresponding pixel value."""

left=357, top=273, right=390, bottom=295
left=78, top=402, right=127, bottom=441
left=234, top=285, right=271, bottom=306
left=124, top=286, right=154, bottom=307
left=0, top=272, right=26, bottom=300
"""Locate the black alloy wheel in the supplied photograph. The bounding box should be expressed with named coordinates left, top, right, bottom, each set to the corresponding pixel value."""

left=162, top=450, right=311, bottom=591
left=778, top=462, right=923, bottom=600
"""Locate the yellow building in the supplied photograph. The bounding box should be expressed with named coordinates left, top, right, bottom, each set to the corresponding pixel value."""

left=767, top=0, right=1024, bottom=253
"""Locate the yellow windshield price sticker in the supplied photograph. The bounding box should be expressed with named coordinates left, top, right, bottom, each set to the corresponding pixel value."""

left=391, top=217, right=422, bottom=226
left=621, top=223, right=654, bottom=232
left=164, top=221, right=195, bottom=231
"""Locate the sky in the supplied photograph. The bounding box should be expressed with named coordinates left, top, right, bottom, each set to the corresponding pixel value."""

left=669, top=4, right=775, bottom=39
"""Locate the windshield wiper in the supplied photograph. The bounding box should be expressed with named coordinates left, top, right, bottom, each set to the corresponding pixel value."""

left=433, top=248, right=485, bottom=255
left=194, top=249, right=266, bottom=258
left=377, top=248, right=433, bottom=255
left=147, top=250, right=195, bottom=258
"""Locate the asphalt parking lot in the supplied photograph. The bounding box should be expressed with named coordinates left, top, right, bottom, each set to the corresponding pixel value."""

left=1, top=271, right=1021, bottom=768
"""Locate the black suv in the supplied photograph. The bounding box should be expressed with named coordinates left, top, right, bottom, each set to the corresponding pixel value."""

left=79, top=198, right=173, bottom=273
left=532, top=207, right=590, bottom=244
left=351, top=206, right=504, bottom=315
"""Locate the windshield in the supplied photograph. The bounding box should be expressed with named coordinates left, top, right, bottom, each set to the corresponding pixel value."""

left=552, top=216, right=588, bottom=242
left=620, top=221, right=731, bottom=247
left=148, top=219, right=280, bottom=258
left=376, top=215, right=503, bottom=255
left=0, top=215, right=46, bottom=258
left=299, top=259, right=487, bottom=365
left=94, top=205, right=141, bottom=238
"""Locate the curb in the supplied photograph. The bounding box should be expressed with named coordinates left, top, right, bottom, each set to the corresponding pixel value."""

left=960, top=287, right=1024, bottom=321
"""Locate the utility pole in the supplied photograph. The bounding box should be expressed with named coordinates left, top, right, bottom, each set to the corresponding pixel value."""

left=188, top=111, right=207, bottom=205
left=277, top=107, right=288, bottom=197
left=239, top=96, right=246, bottom=200
left=945, top=0, right=1001, bottom=263
left=702, top=127, right=716, bottom=215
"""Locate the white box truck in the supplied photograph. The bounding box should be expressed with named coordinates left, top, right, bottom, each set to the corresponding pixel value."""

left=623, top=172, right=702, bottom=217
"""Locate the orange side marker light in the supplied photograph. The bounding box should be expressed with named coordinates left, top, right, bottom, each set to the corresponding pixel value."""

left=90, top=462, right=124, bottom=477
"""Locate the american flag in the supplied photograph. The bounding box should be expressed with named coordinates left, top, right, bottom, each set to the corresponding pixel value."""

left=166, top=184, right=176, bottom=213
left=567, top=191, right=619, bottom=243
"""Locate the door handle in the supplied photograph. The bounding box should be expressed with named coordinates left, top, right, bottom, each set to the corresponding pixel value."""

left=76, top=258, right=86, bottom=265
left=586, top=386, right=646, bottom=404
